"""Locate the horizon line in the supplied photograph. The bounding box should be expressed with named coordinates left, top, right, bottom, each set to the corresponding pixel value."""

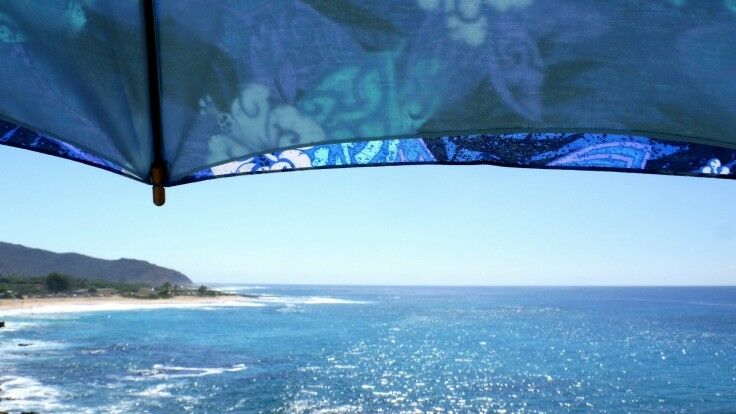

left=194, top=282, right=736, bottom=288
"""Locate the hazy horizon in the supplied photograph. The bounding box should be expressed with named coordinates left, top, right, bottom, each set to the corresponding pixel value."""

left=8, top=239, right=736, bottom=287
left=201, top=281, right=736, bottom=287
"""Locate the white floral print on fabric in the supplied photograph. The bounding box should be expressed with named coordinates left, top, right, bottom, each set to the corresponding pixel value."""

left=417, top=0, right=532, bottom=47
left=65, top=1, right=88, bottom=34
left=669, top=0, right=736, bottom=13
left=0, top=12, right=25, bottom=43
left=202, top=83, right=325, bottom=164
left=701, top=158, right=731, bottom=175
left=210, top=149, right=312, bottom=176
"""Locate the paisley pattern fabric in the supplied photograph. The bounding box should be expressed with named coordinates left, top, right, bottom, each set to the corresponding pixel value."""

left=0, top=119, right=134, bottom=179
left=0, top=0, right=735, bottom=185
left=180, top=133, right=736, bottom=185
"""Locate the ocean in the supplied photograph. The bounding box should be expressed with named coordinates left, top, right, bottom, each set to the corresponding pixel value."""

left=1, top=286, right=735, bottom=413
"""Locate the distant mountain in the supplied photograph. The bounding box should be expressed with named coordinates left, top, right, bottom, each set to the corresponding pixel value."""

left=0, top=242, right=192, bottom=285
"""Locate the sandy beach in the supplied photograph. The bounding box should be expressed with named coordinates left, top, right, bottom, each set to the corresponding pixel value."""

left=0, top=295, right=261, bottom=317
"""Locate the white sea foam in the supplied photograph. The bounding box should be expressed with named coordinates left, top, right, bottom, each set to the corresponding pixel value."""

left=302, top=297, right=370, bottom=305
left=0, top=294, right=368, bottom=317
left=132, top=383, right=201, bottom=407
left=103, top=400, right=138, bottom=414
left=0, top=320, right=47, bottom=333
left=276, top=304, right=305, bottom=314
left=215, top=285, right=268, bottom=291
left=0, top=339, right=67, bottom=361
left=126, top=363, right=246, bottom=381
left=134, top=383, right=175, bottom=398
left=253, top=295, right=370, bottom=306
left=81, top=348, right=107, bottom=355
left=0, top=375, right=65, bottom=413
left=0, top=299, right=264, bottom=317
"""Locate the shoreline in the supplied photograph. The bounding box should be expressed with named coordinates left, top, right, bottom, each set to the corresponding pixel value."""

left=0, top=295, right=261, bottom=317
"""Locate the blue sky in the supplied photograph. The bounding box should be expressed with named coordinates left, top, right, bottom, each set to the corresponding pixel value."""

left=0, top=145, right=734, bottom=285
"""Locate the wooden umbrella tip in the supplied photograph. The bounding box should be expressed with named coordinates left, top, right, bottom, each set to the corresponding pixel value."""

left=152, top=185, right=166, bottom=206
left=149, top=162, right=167, bottom=206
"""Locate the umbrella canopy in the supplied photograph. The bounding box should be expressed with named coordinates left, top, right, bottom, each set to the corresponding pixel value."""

left=1, top=0, right=735, bottom=205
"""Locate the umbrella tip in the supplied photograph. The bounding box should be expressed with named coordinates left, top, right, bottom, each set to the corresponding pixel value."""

left=152, top=185, right=165, bottom=206
left=150, top=162, right=167, bottom=207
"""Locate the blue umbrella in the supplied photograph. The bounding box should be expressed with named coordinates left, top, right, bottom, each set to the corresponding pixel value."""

left=1, top=0, right=734, bottom=205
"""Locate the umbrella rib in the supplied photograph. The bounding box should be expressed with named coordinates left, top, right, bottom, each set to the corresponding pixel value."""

left=143, top=0, right=167, bottom=206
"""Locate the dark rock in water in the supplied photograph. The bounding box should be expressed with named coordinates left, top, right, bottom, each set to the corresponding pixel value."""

left=17, top=343, right=33, bottom=347
left=0, top=321, right=4, bottom=328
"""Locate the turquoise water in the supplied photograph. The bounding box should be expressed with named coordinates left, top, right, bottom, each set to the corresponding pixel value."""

left=1, top=286, right=735, bottom=413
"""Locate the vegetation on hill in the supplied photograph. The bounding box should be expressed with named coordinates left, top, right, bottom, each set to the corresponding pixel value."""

left=0, top=273, right=229, bottom=301
left=197, top=284, right=220, bottom=297
left=0, top=273, right=146, bottom=299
